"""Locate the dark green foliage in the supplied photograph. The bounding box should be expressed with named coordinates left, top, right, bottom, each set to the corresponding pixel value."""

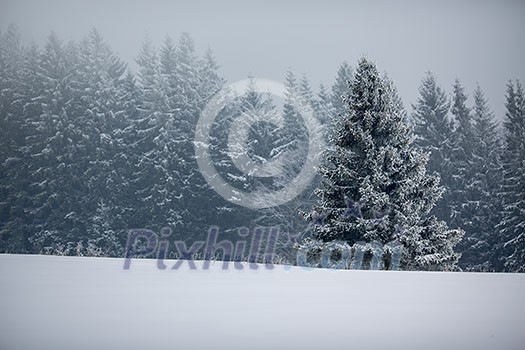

left=455, top=85, right=504, bottom=271
left=306, top=59, right=463, bottom=270
left=412, top=73, right=454, bottom=223
left=499, top=80, right=525, bottom=272
left=0, top=26, right=522, bottom=271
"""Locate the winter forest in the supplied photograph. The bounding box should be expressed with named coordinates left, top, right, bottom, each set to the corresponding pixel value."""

left=0, top=25, right=524, bottom=273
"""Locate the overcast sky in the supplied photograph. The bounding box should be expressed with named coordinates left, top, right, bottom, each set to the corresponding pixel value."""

left=1, top=0, right=524, bottom=119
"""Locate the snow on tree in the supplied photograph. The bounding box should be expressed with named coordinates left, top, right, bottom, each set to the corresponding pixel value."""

left=174, top=33, right=226, bottom=239
left=458, top=85, right=503, bottom=271
left=331, top=61, right=352, bottom=118
left=110, top=70, right=141, bottom=230
left=382, top=73, right=405, bottom=117
left=449, top=79, right=475, bottom=231
left=278, top=72, right=310, bottom=179
left=198, top=47, right=224, bottom=103
left=71, top=29, right=130, bottom=251
left=257, top=72, right=321, bottom=257
left=0, top=25, right=31, bottom=252
left=499, top=80, right=525, bottom=272
left=212, top=75, right=299, bottom=198
left=304, top=59, right=463, bottom=271
left=131, top=37, right=184, bottom=231
left=314, top=83, right=332, bottom=134
left=89, top=199, right=123, bottom=256
left=20, top=32, right=85, bottom=252
left=412, top=72, right=455, bottom=223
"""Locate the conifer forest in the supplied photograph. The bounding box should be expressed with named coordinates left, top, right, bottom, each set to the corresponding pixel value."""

left=1, top=4, right=524, bottom=273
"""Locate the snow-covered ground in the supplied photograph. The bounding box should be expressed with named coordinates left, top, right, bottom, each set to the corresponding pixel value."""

left=0, top=254, right=523, bottom=350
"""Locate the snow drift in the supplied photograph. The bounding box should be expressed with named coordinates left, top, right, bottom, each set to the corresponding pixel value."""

left=0, top=254, right=523, bottom=349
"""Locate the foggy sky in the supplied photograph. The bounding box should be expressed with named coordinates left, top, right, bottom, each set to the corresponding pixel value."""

left=1, top=0, right=524, bottom=120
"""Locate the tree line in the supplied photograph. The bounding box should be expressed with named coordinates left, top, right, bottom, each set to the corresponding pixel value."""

left=0, top=25, right=523, bottom=272
left=410, top=73, right=524, bottom=271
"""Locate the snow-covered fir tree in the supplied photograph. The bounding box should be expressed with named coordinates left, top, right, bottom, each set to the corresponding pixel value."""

left=459, top=85, right=503, bottom=271
left=131, top=37, right=185, bottom=231
left=21, top=32, right=85, bottom=253
left=449, top=79, right=475, bottom=231
left=74, top=29, right=129, bottom=251
left=412, top=72, right=455, bottom=223
left=198, top=47, right=224, bottom=103
left=111, top=70, right=141, bottom=230
left=279, top=71, right=310, bottom=180
left=215, top=75, right=300, bottom=199
left=382, top=73, right=405, bottom=117
left=314, top=83, right=332, bottom=133
left=331, top=61, right=352, bottom=118
left=174, top=33, right=226, bottom=239
left=305, top=59, right=463, bottom=271
left=257, top=72, right=321, bottom=256
left=0, top=25, right=30, bottom=252
left=499, top=80, right=525, bottom=272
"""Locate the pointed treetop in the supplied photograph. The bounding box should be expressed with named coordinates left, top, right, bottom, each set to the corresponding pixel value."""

left=331, top=61, right=353, bottom=115
left=350, top=58, right=384, bottom=113
left=452, top=78, right=471, bottom=130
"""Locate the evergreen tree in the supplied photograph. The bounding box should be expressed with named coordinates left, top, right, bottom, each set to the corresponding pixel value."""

left=315, top=83, right=332, bottom=131
left=21, top=32, right=83, bottom=252
left=331, top=61, right=352, bottom=118
left=131, top=38, right=183, bottom=231
left=111, top=70, right=141, bottom=232
left=280, top=72, right=309, bottom=178
left=306, top=59, right=463, bottom=271
left=198, top=47, right=224, bottom=103
left=449, top=79, right=475, bottom=230
left=73, top=29, right=129, bottom=252
left=174, top=33, right=225, bottom=239
left=258, top=72, right=320, bottom=253
left=159, top=36, right=177, bottom=85
left=499, top=80, right=525, bottom=272
left=219, top=77, right=281, bottom=191
left=459, top=85, right=503, bottom=271
left=412, top=72, right=455, bottom=223
left=382, top=73, right=405, bottom=117
left=0, top=25, right=30, bottom=252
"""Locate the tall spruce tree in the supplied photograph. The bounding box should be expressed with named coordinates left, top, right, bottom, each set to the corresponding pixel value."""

left=331, top=61, right=352, bottom=118
left=22, top=32, right=84, bottom=253
left=412, top=73, right=455, bottom=223
left=449, top=79, right=475, bottom=231
left=315, top=83, right=332, bottom=131
left=0, top=25, right=29, bottom=252
left=306, top=59, right=463, bottom=270
left=112, top=70, right=141, bottom=232
left=132, top=38, right=184, bottom=231
left=280, top=72, right=310, bottom=178
left=459, top=85, right=503, bottom=271
left=382, top=73, right=405, bottom=117
left=256, top=72, right=320, bottom=254
left=499, top=80, right=525, bottom=272
left=174, top=33, right=224, bottom=239
left=74, top=29, right=129, bottom=255
left=203, top=77, right=271, bottom=232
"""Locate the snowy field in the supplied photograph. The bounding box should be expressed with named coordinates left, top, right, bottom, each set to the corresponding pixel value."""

left=0, top=254, right=524, bottom=350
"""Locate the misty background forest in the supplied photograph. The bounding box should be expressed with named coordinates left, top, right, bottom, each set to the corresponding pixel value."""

left=0, top=24, right=523, bottom=272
